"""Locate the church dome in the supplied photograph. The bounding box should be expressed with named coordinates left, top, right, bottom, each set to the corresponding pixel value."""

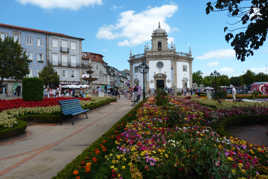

left=152, top=22, right=167, bottom=36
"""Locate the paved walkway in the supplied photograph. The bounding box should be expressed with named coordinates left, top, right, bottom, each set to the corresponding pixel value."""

left=0, top=98, right=132, bottom=179
left=228, top=124, right=268, bottom=147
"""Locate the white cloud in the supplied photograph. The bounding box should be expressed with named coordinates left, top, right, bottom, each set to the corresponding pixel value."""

left=97, top=4, right=178, bottom=46
left=219, top=67, right=234, bottom=75
left=197, top=49, right=235, bottom=60
left=250, top=67, right=268, bottom=74
left=207, top=61, right=219, bottom=67
left=17, top=0, right=102, bottom=10
left=111, top=5, right=123, bottom=11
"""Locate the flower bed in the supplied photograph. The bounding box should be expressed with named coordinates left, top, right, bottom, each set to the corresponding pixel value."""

left=0, top=97, right=91, bottom=112
left=54, top=97, right=268, bottom=178
left=0, top=97, right=116, bottom=139
left=226, top=94, right=268, bottom=99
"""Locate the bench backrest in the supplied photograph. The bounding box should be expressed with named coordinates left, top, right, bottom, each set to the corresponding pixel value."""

left=58, top=99, right=83, bottom=115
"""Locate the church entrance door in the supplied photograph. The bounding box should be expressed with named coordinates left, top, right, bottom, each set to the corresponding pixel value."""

left=156, top=80, right=165, bottom=89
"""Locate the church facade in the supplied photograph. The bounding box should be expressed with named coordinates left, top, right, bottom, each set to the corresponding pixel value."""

left=129, top=24, right=193, bottom=93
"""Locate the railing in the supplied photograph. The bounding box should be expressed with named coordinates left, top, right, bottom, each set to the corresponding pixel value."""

left=130, top=53, right=144, bottom=59
left=60, top=47, right=69, bottom=53
left=176, top=52, right=191, bottom=57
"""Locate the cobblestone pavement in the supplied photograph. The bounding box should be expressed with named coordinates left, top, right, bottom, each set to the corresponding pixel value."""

left=0, top=98, right=132, bottom=179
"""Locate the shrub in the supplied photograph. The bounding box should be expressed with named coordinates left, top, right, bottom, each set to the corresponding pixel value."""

left=0, top=120, right=27, bottom=139
left=212, top=87, right=227, bottom=100
left=155, top=89, right=168, bottom=106
left=22, top=78, right=44, bottom=101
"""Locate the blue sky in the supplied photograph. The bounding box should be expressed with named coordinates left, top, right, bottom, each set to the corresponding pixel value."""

left=0, top=0, right=267, bottom=77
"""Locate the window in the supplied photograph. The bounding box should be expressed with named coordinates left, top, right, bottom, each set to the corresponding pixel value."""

left=71, top=56, right=76, bottom=67
left=183, top=65, right=187, bottom=72
left=156, top=61, right=164, bottom=68
left=134, top=66, right=139, bottom=73
left=62, top=54, right=68, bottom=66
left=52, top=54, right=58, bottom=65
left=37, top=39, right=41, bottom=47
left=61, top=40, right=68, bottom=48
left=52, top=39, right=58, bottom=48
left=0, top=33, right=6, bottom=41
left=71, top=70, right=75, bottom=78
left=27, top=53, right=33, bottom=61
left=158, top=41, right=162, bottom=51
left=27, top=70, right=33, bottom=77
left=63, top=70, right=66, bottom=77
left=37, top=53, right=43, bottom=62
left=26, top=36, right=33, bottom=45
left=13, top=32, right=20, bottom=43
left=71, top=42, right=76, bottom=50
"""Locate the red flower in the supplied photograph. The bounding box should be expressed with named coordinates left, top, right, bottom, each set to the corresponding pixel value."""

left=92, top=157, right=97, bottom=163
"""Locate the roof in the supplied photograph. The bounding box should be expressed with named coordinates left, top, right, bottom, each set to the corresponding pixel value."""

left=0, top=23, right=84, bottom=40
left=82, top=52, right=105, bottom=64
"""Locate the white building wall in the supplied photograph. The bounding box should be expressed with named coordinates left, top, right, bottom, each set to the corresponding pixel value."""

left=176, top=61, right=190, bottom=89
left=132, top=63, right=144, bottom=88
left=148, top=60, right=172, bottom=89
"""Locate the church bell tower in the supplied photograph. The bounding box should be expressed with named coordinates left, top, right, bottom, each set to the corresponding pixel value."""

left=151, top=22, right=168, bottom=51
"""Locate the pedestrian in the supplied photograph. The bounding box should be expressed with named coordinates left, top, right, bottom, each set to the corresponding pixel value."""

left=232, top=85, right=237, bottom=102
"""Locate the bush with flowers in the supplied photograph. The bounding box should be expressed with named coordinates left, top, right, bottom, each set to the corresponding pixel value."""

left=54, top=96, right=268, bottom=178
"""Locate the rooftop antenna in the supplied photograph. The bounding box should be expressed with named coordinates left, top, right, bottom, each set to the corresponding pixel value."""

left=129, top=49, right=132, bottom=57
left=189, top=46, right=192, bottom=56
left=158, top=22, right=161, bottom=28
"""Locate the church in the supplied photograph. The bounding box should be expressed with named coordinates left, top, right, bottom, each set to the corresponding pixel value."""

left=129, top=23, right=193, bottom=93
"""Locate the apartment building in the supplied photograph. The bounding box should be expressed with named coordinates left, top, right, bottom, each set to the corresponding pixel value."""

left=0, top=23, right=84, bottom=93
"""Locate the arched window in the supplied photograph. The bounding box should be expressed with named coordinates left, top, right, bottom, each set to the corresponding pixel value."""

left=158, top=41, right=162, bottom=51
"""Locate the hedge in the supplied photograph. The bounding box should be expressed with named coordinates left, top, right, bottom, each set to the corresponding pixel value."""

left=0, top=120, right=27, bottom=140
left=53, top=101, right=144, bottom=179
left=22, top=77, right=44, bottom=101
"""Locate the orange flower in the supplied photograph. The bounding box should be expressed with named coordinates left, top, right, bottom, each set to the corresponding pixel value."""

left=86, top=162, right=92, bottom=167
left=103, top=139, right=107, bottom=143
left=76, top=176, right=80, bottom=179
left=101, top=146, right=107, bottom=152
left=73, top=170, right=79, bottom=175
left=95, top=149, right=100, bottom=155
left=85, top=166, right=91, bottom=173
left=92, top=157, right=97, bottom=163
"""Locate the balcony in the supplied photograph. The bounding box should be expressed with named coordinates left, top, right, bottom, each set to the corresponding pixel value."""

left=60, top=47, right=69, bottom=53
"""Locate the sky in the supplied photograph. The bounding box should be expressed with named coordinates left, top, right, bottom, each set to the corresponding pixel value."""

left=0, top=0, right=267, bottom=77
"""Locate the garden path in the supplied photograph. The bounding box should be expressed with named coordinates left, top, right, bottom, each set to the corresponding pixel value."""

left=0, top=98, right=132, bottom=179
left=228, top=124, right=268, bottom=147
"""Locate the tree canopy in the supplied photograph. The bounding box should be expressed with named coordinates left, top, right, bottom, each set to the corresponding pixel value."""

left=0, top=37, right=30, bottom=85
left=206, top=0, right=268, bottom=61
left=192, top=70, right=203, bottom=86
left=38, top=63, right=59, bottom=88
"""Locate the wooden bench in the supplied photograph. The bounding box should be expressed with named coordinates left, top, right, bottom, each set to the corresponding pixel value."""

left=59, top=99, right=89, bottom=123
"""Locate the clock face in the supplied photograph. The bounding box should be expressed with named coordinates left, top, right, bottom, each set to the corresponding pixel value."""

left=156, top=61, right=164, bottom=69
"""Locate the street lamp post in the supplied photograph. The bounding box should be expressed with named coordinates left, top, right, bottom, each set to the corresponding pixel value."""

left=138, top=61, right=149, bottom=100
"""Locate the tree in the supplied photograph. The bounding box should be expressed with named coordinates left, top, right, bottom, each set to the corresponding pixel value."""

left=242, top=70, right=255, bottom=86
left=192, top=70, right=203, bottom=86
left=255, top=72, right=268, bottom=82
left=217, top=75, right=230, bottom=86
left=0, top=37, right=29, bottom=85
left=230, top=76, right=243, bottom=86
left=82, top=63, right=97, bottom=86
left=39, top=63, right=59, bottom=88
left=206, top=0, right=268, bottom=61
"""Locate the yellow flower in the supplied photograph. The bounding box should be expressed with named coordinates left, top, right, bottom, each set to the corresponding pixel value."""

left=250, top=149, right=255, bottom=155
left=112, top=160, right=116, bottom=164
left=257, top=147, right=262, bottom=152
left=232, top=169, right=236, bottom=175
left=110, top=165, right=115, bottom=169
left=116, top=155, right=121, bottom=160
left=238, top=163, right=243, bottom=168
left=227, top=157, right=233, bottom=161
left=128, top=162, right=133, bottom=167
left=165, top=154, right=169, bottom=158
left=122, top=165, right=126, bottom=170
left=241, top=169, right=246, bottom=174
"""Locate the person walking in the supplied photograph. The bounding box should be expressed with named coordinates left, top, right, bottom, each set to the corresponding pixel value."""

left=232, top=85, right=237, bottom=102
